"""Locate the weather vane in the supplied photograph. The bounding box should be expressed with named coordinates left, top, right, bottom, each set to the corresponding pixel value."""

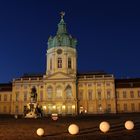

left=60, top=11, right=65, bottom=19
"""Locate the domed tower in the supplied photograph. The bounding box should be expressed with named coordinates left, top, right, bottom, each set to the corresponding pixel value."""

left=46, top=12, right=77, bottom=76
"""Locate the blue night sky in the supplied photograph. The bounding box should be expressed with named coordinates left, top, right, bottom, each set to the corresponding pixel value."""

left=0, top=0, right=140, bottom=83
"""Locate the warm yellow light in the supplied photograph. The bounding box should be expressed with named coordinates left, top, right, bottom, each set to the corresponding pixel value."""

left=43, top=106, right=46, bottom=110
left=36, top=128, right=44, bottom=136
left=62, top=105, right=66, bottom=109
left=68, top=124, right=79, bottom=135
left=84, top=110, right=87, bottom=113
left=125, top=120, right=134, bottom=130
left=99, top=121, right=110, bottom=133
left=53, top=105, right=56, bottom=109
left=72, top=105, right=75, bottom=109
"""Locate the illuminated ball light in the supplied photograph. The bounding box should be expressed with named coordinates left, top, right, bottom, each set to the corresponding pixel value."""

left=51, top=113, right=58, bottom=121
left=68, top=124, right=79, bottom=135
left=36, top=128, right=45, bottom=136
left=125, top=120, right=134, bottom=130
left=99, top=121, right=110, bottom=133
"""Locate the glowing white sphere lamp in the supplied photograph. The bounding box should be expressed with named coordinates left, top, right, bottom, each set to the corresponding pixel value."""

left=99, top=121, right=110, bottom=133
left=125, top=120, right=134, bottom=130
left=68, top=124, right=79, bottom=135
left=36, top=128, right=45, bottom=136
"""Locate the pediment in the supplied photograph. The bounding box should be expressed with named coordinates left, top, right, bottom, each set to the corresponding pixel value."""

left=46, top=72, right=74, bottom=80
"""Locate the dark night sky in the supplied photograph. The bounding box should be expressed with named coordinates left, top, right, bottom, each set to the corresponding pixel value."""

left=0, top=0, right=140, bottom=83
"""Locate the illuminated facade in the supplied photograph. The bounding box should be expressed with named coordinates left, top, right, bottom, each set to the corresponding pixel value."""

left=0, top=14, right=140, bottom=115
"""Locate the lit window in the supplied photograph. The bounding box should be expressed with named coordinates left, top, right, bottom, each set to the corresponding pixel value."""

left=123, top=91, right=127, bottom=98
left=58, top=58, right=62, bottom=68
left=47, top=86, right=53, bottom=99
left=66, top=85, right=72, bottom=99
left=68, top=58, right=71, bottom=69
left=130, top=91, right=134, bottom=98
left=56, top=86, right=62, bottom=98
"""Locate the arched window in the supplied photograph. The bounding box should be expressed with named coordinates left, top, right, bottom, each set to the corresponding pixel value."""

left=66, top=85, right=72, bottom=99
left=47, top=86, right=53, bottom=99
left=56, top=86, right=62, bottom=98
left=58, top=58, right=62, bottom=68
left=50, top=58, right=52, bottom=70
left=68, top=57, right=71, bottom=69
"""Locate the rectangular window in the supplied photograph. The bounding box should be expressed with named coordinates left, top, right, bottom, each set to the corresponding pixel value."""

left=4, top=95, right=7, bottom=101
left=131, top=103, right=135, bottom=111
left=123, top=91, right=127, bottom=98
left=24, top=92, right=27, bottom=101
left=117, top=91, right=119, bottom=98
left=117, top=104, right=120, bottom=111
left=130, top=91, right=134, bottom=98
left=10, top=95, right=12, bottom=101
left=98, top=104, right=102, bottom=112
left=58, top=58, right=62, bottom=68
left=40, top=91, right=43, bottom=101
left=124, top=103, right=127, bottom=111
left=79, top=90, right=83, bottom=100
left=88, top=90, right=93, bottom=100
left=138, top=91, right=140, bottom=97
left=107, top=91, right=111, bottom=99
left=68, top=58, right=71, bottom=69
left=15, top=105, right=18, bottom=114
left=3, top=106, right=7, bottom=113
left=87, top=83, right=92, bottom=87
left=15, top=92, right=19, bottom=102
left=106, top=82, right=111, bottom=86
left=107, top=104, right=111, bottom=112
left=97, top=83, right=101, bottom=86
left=50, top=58, right=52, bottom=70
left=97, top=91, right=101, bottom=100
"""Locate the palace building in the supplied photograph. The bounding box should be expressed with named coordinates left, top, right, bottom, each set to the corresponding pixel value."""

left=0, top=13, right=140, bottom=115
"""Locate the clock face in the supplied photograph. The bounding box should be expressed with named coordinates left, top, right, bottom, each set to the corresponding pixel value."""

left=57, top=49, right=62, bottom=54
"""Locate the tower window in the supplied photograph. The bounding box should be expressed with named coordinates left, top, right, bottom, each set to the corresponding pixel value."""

left=68, top=58, right=71, bottom=69
left=58, top=58, right=62, bottom=68
left=50, top=58, right=52, bottom=70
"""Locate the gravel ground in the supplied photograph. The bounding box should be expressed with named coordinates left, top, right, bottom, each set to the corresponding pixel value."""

left=0, top=114, right=140, bottom=140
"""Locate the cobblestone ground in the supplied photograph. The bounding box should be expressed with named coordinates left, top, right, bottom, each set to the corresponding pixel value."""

left=0, top=114, right=140, bottom=140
